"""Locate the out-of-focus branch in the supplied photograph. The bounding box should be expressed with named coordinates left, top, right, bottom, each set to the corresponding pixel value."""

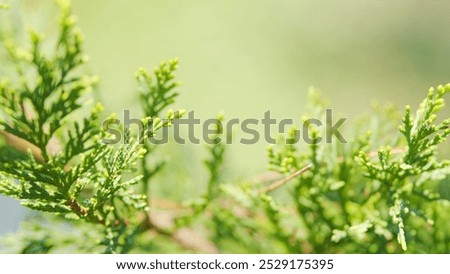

left=0, top=130, right=45, bottom=163
left=143, top=210, right=219, bottom=254
left=260, top=164, right=313, bottom=194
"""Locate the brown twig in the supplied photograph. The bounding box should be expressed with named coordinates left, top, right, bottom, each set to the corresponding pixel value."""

left=0, top=130, right=45, bottom=163
left=368, top=147, right=404, bottom=158
left=143, top=210, right=219, bottom=253
left=260, top=163, right=313, bottom=194
left=0, top=130, right=64, bottom=164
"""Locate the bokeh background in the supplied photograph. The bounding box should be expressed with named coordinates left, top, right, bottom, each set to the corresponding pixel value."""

left=1, top=0, right=450, bottom=235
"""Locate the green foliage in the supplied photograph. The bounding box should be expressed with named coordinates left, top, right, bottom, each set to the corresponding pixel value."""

left=263, top=87, right=450, bottom=253
left=204, top=114, right=226, bottom=201
left=137, top=59, right=181, bottom=118
left=0, top=2, right=176, bottom=254
left=1, top=1, right=449, bottom=254
left=135, top=59, right=185, bottom=205
left=175, top=114, right=225, bottom=228
left=355, top=85, right=450, bottom=251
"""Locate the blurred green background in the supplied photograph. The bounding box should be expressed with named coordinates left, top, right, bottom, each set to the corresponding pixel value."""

left=1, top=0, right=450, bottom=234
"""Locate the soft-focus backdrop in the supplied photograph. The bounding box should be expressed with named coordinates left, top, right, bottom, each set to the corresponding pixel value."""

left=1, top=0, right=450, bottom=234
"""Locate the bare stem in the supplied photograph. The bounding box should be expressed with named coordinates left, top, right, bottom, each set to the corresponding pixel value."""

left=260, top=163, right=313, bottom=194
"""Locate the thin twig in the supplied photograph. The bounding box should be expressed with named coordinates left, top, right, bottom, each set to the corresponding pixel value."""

left=143, top=210, right=219, bottom=253
left=260, top=163, right=313, bottom=194
left=0, top=130, right=45, bottom=163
